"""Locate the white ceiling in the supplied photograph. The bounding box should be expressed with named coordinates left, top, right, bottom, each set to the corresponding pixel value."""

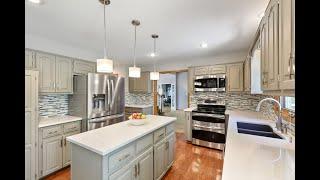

left=25, top=0, right=268, bottom=65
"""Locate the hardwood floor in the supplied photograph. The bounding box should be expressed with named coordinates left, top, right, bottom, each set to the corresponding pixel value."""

left=44, top=133, right=223, bottom=180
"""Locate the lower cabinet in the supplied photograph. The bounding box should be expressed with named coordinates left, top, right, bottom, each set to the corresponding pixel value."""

left=109, top=148, right=154, bottom=180
left=154, top=132, right=175, bottom=180
left=42, top=136, right=63, bottom=176
left=39, top=121, right=81, bottom=178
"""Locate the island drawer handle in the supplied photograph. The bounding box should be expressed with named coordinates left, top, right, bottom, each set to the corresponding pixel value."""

left=158, top=133, right=164, bottom=138
left=48, top=130, right=58, bottom=134
left=118, top=154, right=130, bottom=162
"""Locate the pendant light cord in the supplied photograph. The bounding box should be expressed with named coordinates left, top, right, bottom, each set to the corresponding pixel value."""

left=133, top=25, right=137, bottom=67
left=153, top=38, right=156, bottom=71
left=103, top=1, right=107, bottom=58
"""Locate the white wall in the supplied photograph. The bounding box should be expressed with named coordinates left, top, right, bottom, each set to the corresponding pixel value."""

left=26, top=34, right=100, bottom=61
left=144, top=51, right=247, bottom=72
left=176, top=72, right=188, bottom=110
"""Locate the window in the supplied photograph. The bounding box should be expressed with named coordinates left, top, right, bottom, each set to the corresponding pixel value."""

left=280, top=96, right=295, bottom=111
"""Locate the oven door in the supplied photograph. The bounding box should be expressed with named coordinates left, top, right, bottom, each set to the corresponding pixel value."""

left=194, top=75, right=218, bottom=92
left=192, top=113, right=225, bottom=123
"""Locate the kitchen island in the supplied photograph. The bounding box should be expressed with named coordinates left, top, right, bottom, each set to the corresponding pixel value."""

left=67, top=115, right=176, bottom=180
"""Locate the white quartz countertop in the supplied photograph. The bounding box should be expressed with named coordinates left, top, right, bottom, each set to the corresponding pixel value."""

left=67, top=115, right=176, bottom=156
left=125, top=104, right=153, bottom=108
left=39, top=115, right=82, bottom=128
left=183, top=107, right=195, bottom=112
left=222, top=110, right=295, bottom=180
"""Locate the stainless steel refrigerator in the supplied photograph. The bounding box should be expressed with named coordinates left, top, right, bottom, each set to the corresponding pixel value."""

left=69, top=73, right=125, bottom=131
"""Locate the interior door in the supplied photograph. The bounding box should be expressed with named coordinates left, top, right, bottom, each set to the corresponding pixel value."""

left=55, top=56, right=72, bottom=93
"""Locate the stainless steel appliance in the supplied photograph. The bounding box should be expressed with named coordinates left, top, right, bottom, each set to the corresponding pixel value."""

left=191, top=100, right=226, bottom=150
left=194, top=74, right=226, bottom=92
left=69, top=73, right=125, bottom=131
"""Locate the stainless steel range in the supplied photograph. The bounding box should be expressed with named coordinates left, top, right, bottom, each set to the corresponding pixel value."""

left=191, top=99, right=226, bottom=150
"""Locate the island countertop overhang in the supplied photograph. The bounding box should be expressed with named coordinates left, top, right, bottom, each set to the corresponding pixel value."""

left=67, top=115, right=176, bottom=156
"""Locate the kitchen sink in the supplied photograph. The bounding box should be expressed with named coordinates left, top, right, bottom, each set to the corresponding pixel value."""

left=237, top=122, right=273, bottom=132
left=237, top=122, right=283, bottom=139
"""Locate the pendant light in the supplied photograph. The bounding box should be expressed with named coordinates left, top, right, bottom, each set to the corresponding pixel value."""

left=96, top=0, right=113, bottom=73
left=150, top=34, right=159, bottom=80
left=129, top=20, right=141, bottom=78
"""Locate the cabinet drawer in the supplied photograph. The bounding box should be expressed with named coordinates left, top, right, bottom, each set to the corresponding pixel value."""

left=166, top=123, right=174, bottom=135
left=136, top=133, right=153, bottom=155
left=63, top=121, right=81, bottom=133
left=42, top=125, right=62, bottom=139
left=109, top=143, right=135, bottom=173
left=153, top=127, right=166, bottom=143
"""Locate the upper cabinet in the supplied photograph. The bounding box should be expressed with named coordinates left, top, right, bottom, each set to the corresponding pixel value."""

left=129, top=72, right=152, bottom=93
left=227, top=63, right=243, bottom=92
left=244, top=58, right=251, bottom=92
left=38, top=52, right=73, bottom=94
left=55, top=56, right=73, bottom=93
left=73, top=60, right=96, bottom=75
left=194, top=65, right=226, bottom=75
left=259, top=0, right=295, bottom=95
left=38, top=52, right=56, bottom=93
left=25, top=49, right=39, bottom=70
left=279, top=0, right=295, bottom=90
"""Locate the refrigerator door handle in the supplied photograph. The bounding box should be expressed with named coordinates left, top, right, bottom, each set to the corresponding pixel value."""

left=107, top=78, right=111, bottom=112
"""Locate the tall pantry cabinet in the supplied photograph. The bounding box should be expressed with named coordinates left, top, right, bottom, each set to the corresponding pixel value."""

left=25, top=70, right=39, bottom=180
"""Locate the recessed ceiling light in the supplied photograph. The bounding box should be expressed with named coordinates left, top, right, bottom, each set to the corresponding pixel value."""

left=200, top=42, right=208, bottom=48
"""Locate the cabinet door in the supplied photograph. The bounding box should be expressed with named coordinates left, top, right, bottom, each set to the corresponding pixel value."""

left=38, top=53, right=56, bottom=92
left=194, top=66, right=209, bottom=75
left=42, top=136, right=63, bottom=176
left=109, top=162, right=136, bottom=180
left=25, top=71, right=38, bottom=180
left=244, top=59, right=251, bottom=92
left=267, top=0, right=280, bottom=90
left=154, top=140, right=167, bottom=180
left=56, top=56, right=73, bottom=93
left=227, top=63, right=243, bottom=92
left=62, top=131, right=80, bottom=167
left=185, top=112, right=192, bottom=141
left=279, top=0, right=295, bottom=90
left=73, top=60, right=96, bottom=74
left=137, top=149, right=153, bottom=180
left=129, top=72, right=151, bottom=93
left=166, top=133, right=175, bottom=169
left=25, top=50, right=36, bottom=69
left=260, top=20, right=269, bottom=90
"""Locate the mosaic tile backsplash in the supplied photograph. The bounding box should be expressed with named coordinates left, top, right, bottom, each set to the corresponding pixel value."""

left=125, top=92, right=154, bottom=106
left=190, top=92, right=295, bottom=136
left=39, top=95, right=69, bottom=116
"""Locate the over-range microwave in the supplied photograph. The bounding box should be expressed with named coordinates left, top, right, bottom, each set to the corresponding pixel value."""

left=194, top=74, right=226, bottom=92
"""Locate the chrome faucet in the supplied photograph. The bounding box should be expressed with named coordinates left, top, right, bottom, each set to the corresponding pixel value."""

left=256, top=98, right=283, bottom=132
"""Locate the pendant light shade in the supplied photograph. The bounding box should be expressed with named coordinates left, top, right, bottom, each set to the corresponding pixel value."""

left=97, top=58, right=113, bottom=73
left=150, top=71, right=160, bottom=80
left=96, top=0, right=113, bottom=73
left=129, top=66, right=141, bottom=78
left=150, top=34, right=159, bottom=80
left=129, top=20, right=141, bottom=78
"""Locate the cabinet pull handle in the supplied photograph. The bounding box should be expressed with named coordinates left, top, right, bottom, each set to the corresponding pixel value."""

left=137, top=162, right=140, bottom=175
left=134, top=164, right=137, bottom=178
left=118, top=154, right=130, bottom=162
left=289, top=53, right=295, bottom=79
left=60, top=139, right=63, bottom=147
left=64, top=138, right=66, bottom=146
left=158, top=133, right=164, bottom=139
